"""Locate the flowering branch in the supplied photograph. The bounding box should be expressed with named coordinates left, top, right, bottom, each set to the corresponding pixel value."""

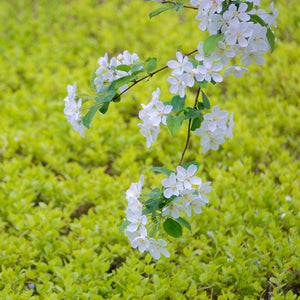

left=63, top=0, right=278, bottom=260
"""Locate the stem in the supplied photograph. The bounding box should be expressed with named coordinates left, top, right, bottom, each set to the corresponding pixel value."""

left=112, top=49, right=198, bottom=102
left=160, top=1, right=198, bottom=10
left=179, top=87, right=201, bottom=166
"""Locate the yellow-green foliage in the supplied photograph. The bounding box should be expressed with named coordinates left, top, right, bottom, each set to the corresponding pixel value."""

left=0, top=0, right=299, bottom=299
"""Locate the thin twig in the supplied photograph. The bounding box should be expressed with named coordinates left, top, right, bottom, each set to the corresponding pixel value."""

left=179, top=87, right=201, bottom=166
left=160, top=0, right=198, bottom=10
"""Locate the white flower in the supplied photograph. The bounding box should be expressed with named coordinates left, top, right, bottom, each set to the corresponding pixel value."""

left=167, top=74, right=193, bottom=98
left=176, top=165, right=202, bottom=189
left=247, top=24, right=270, bottom=53
left=240, top=49, right=266, bottom=66
left=126, top=175, right=144, bottom=202
left=197, top=60, right=223, bottom=83
left=64, top=82, right=85, bottom=138
left=131, top=234, right=150, bottom=253
left=223, top=3, right=250, bottom=24
left=125, top=199, right=143, bottom=218
left=151, top=101, right=173, bottom=126
left=198, top=181, right=212, bottom=203
left=149, top=238, right=170, bottom=259
left=137, top=118, right=160, bottom=148
left=224, top=66, right=249, bottom=78
left=162, top=173, right=183, bottom=198
left=183, top=195, right=204, bottom=217
left=126, top=214, right=147, bottom=232
left=225, top=22, right=253, bottom=48
left=203, top=105, right=228, bottom=131
left=120, top=50, right=139, bottom=66
left=167, top=52, right=193, bottom=76
left=194, top=122, right=225, bottom=153
left=162, top=197, right=182, bottom=219
left=210, top=41, right=237, bottom=66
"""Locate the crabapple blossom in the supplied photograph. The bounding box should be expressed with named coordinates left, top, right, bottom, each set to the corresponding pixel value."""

left=176, top=165, right=202, bottom=189
left=162, top=197, right=182, bottom=219
left=197, top=60, right=223, bottom=83
left=167, top=52, right=193, bottom=76
left=224, top=66, right=249, bottom=78
left=149, top=238, right=170, bottom=259
left=162, top=173, right=183, bottom=198
left=64, top=82, right=85, bottom=138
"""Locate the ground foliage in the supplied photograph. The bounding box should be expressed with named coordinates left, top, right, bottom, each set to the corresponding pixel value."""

left=0, top=0, right=299, bottom=299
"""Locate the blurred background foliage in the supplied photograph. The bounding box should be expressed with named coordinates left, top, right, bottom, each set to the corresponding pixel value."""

left=0, top=0, right=299, bottom=298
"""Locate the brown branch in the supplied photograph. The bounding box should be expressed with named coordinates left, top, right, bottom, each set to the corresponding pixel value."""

left=179, top=87, right=201, bottom=166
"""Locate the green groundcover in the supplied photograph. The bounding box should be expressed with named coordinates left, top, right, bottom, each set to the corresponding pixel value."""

left=0, top=0, right=299, bottom=299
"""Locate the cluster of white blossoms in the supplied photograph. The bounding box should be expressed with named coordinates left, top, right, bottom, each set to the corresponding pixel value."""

left=161, top=165, right=211, bottom=218
left=94, top=50, right=142, bottom=93
left=63, top=82, right=85, bottom=138
left=194, top=105, right=234, bottom=153
left=191, top=0, right=278, bottom=77
left=124, top=175, right=170, bottom=260
left=124, top=164, right=212, bottom=259
left=138, top=88, right=173, bottom=148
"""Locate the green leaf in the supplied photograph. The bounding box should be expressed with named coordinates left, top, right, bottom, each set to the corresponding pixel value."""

left=116, top=64, right=131, bottom=72
left=109, top=75, right=136, bottom=90
left=149, top=6, right=173, bottom=19
left=131, top=63, right=144, bottom=73
left=182, top=161, right=200, bottom=171
left=95, top=90, right=116, bottom=104
left=82, top=105, right=99, bottom=129
left=196, top=80, right=208, bottom=89
left=197, top=102, right=205, bottom=110
left=184, top=107, right=201, bottom=119
left=144, top=188, right=162, bottom=199
left=174, top=3, right=184, bottom=11
left=267, top=28, right=275, bottom=52
left=203, top=34, right=224, bottom=55
left=189, top=59, right=198, bottom=68
left=163, top=218, right=182, bottom=238
left=201, top=91, right=210, bottom=109
left=166, top=115, right=185, bottom=135
left=245, top=1, right=253, bottom=12
left=170, top=95, right=186, bottom=112
left=191, top=116, right=202, bottom=131
left=150, top=167, right=175, bottom=177
left=99, top=102, right=110, bottom=114
left=176, top=217, right=191, bottom=232
left=119, top=220, right=131, bottom=233
left=249, top=14, right=267, bottom=27
left=146, top=57, right=157, bottom=73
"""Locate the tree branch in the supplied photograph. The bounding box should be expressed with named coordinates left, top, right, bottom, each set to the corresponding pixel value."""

left=179, top=87, right=201, bottom=166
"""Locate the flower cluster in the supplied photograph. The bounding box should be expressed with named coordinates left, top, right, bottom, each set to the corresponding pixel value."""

left=194, top=105, right=234, bottom=153
left=94, top=50, right=142, bottom=93
left=138, top=88, right=173, bottom=148
left=124, top=165, right=212, bottom=258
left=63, top=83, right=85, bottom=137
left=192, top=0, right=277, bottom=76
left=124, top=175, right=170, bottom=260
left=161, top=165, right=211, bottom=218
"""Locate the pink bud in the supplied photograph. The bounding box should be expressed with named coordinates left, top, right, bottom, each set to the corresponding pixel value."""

left=117, top=54, right=123, bottom=60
